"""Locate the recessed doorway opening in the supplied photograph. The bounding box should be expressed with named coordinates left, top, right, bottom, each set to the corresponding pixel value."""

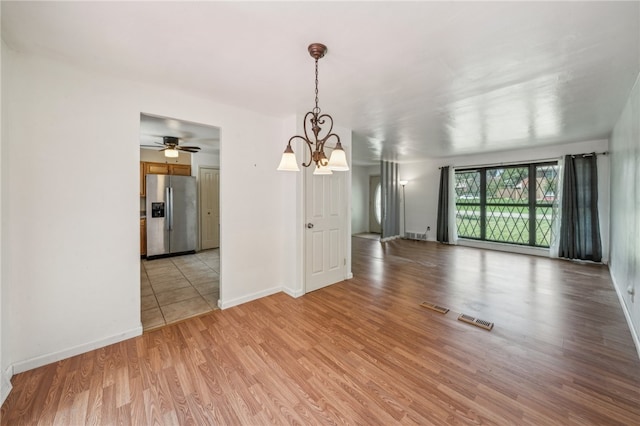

left=139, top=113, right=221, bottom=330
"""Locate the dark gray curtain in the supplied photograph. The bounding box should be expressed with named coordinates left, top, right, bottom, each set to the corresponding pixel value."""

left=380, top=161, right=400, bottom=240
left=559, top=154, right=602, bottom=262
left=436, top=166, right=449, bottom=243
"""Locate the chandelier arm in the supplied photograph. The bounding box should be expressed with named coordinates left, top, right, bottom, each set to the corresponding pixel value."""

left=317, top=113, right=334, bottom=137
left=315, top=113, right=334, bottom=152
left=318, top=132, right=341, bottom=153
left=288, top=135, right=315, bottom=168
left=302, top=111, right=316, bottom=144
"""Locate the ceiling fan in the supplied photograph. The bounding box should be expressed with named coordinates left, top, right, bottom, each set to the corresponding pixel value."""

left=141, top=136, right=201, bottom=158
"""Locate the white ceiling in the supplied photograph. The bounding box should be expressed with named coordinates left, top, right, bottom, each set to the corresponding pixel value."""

left=139, top=113, right=220, bottom=155
left=2, top=2, right=639, bottom=165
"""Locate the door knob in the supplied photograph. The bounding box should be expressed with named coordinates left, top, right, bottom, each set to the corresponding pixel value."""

left=307, top=223, right=314, bottom=229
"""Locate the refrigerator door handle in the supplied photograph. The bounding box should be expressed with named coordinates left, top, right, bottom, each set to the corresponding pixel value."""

left=169, top=186, right=174, bottom=231
left=165, top=186, right=172, bottom=231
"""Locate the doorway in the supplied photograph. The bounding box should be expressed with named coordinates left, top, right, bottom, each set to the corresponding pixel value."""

left=369, top=175, right=382, bottom=233
left=139, top=113, right=221, bottom=331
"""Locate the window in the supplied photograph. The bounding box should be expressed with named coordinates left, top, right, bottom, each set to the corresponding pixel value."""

left=455, top=162, right=558, bottom=247
left=374, top=183, right=382, bottom=225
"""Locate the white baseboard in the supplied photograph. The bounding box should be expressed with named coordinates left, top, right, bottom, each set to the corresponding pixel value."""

left=1, top=365, right=13, bottom=406
left=610, top=272, right=640, bottom=360
left=11, top=325, right=142, bottom=374
left=346, top=272, right=353, bottom=279
left=219, top=286, right=283, bottom=309
left=457, top=239, right=549, bottom=257
left=282, top=287, right=304, bottom=298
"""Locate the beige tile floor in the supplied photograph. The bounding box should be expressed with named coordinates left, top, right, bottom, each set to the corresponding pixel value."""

left=141, top=249, right=220, bottom=331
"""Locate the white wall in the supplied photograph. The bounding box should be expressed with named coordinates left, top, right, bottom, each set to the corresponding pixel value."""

left=399, top=159, right=441, bottom=241
left=351, top=165, right=379, bottom=234
left=610, top=73, right=640, bottom=355
left=2, top=47, right=296, bottom=374
left=400, top=139, right=611, bottom=257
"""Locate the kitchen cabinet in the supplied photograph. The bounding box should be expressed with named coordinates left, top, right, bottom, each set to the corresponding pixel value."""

left=140, top=217, right=147, bottom=256
left=169, top=164, right=191, bottom=176
left=143, top=161, right=191, bottom=176
left=145, top=162, right=170, bottom=175
left=140, top=162, right=191, bottom=197
left=140, top=162, right=145, bottom=196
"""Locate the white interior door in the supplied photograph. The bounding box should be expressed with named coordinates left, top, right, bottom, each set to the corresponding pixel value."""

left=199, top=167, right=220, bottom=250
left=305, top=167, right=347, bottom=293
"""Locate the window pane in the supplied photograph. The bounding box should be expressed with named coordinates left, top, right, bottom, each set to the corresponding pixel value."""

left=455, top=171, right=480, bottom=203
left=485, top=205, right=529, bottom=244
left=535, top=165, right=558, bottom=203
left=456, top=204, right=481, bottom=238
left=488, top=167, right=529, bottom=204
left=536, top=206, right=553, bottom=246
left=534, top=164, right=558, bottom=246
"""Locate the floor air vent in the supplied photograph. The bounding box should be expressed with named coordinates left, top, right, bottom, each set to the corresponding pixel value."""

left=405, top=232, right=427, bottom=241
left=457, top=314, right=494, bottom=331
left=420, top=302, right=450, bottom=314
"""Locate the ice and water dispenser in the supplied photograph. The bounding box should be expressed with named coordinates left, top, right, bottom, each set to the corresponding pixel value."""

left=151, top=202, right=165, bottom=218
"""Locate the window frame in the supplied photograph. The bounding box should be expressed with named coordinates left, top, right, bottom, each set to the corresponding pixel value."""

left=455, top=161, right=558, bottom=248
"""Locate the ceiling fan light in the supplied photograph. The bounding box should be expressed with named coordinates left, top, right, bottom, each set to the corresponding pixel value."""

left=328, top=144, right=349, bottom=171
left=164, top=148, right=179, bottom=158
left=277, top=144, right=300, bottom=171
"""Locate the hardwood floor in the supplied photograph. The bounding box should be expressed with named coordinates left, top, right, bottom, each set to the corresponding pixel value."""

left=3, top=238, right=640, bottom=425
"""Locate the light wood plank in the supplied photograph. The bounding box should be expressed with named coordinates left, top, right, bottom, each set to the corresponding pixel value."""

left=3, top=238, right=640, bottom=425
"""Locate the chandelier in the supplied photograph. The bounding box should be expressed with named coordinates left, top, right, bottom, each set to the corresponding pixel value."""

left=277, top=43, right=349, bottom=175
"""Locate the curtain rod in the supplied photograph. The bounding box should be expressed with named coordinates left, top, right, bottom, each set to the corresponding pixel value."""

left=439, top=151, right=609, bottom=170
left=571, top=151, right=609, bottom=158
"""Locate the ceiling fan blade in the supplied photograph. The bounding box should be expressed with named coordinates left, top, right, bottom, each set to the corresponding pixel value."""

left=179, top=146, right=201, bottom=150
left=178, top=148, right=200, bottom=153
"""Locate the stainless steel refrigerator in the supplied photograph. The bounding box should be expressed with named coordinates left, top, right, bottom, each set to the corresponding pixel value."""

left=146, top=174, right=197, bottom=259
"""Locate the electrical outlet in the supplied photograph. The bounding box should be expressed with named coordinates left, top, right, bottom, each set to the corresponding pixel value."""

left=427, top=226, right=431, bottom=231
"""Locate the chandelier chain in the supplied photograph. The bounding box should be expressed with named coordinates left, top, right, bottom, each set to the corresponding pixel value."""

left=314, top=58, right=320, bottom=115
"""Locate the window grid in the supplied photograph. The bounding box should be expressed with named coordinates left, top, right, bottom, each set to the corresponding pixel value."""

left=455, top=162, right=558, bottom=248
